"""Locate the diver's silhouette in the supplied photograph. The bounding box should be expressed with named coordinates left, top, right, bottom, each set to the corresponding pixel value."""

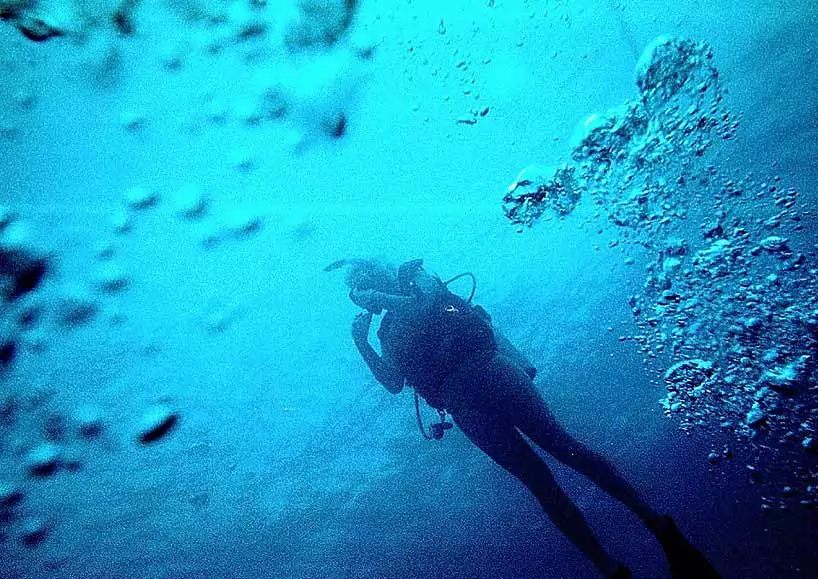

left=330, top=258, right=721, bottom=579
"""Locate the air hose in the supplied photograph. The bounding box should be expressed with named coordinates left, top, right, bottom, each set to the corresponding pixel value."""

left=415, top=391, right=451, bottom=440
left=442, top=271, right=476, bottom=304
left=415, top=391, right=433, bottom=440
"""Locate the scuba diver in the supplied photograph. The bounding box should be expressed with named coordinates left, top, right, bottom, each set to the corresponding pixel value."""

left=326, top=257, right=722, bottom=579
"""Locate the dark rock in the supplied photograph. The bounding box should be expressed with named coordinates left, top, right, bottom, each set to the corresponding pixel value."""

left=18, top=17, right=63, bottom=42
left=0, top=338, right=17, bottom=369
left=11, top=258, right=47, bottom=300
left=25, top=443, right=61, bottom=478
left=0, top=250, right=48, bottom=301
left=322, top=112, right=347, bottom=138
left=111, top=0, right=138, bottom=36
left=0, top=481, right=23, bottom=508
left=19, top=518, right=48, bottom=547
left=137, top=406, right=179, bottom=444
left=55, top=291, right=99, bottom=328
left=72, top=405, right=105, bottom=439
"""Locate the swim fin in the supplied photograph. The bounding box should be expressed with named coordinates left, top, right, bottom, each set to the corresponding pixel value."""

left=653, top=515, right=721, bottom=579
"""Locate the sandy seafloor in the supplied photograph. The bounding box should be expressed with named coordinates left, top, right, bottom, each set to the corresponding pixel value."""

left=0, top=0, right=817, bottom=578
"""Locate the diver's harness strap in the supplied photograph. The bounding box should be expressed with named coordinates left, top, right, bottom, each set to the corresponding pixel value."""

left=412, top=270, right=477, bottom=441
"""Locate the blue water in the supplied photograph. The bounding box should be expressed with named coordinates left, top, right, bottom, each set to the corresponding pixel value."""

left=1, top=1, right=817, bottom=578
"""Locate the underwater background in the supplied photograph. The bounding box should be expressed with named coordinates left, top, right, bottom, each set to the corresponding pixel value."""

left=1, top=0, right=816, bottom=577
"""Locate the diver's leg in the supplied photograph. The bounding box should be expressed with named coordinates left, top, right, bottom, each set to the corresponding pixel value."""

left=511, top=384, right=721, bottom=578
left=528, top=413, right=658, bottom=524
left=497, top=359, right=659, bottom=525
left=487, top=357, right=719, bottom=578
left=453, top=409, right=623, bottom=577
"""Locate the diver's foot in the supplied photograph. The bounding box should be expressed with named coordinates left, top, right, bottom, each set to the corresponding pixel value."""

left=604, top=563, right=632, bottom=579
left=652, top=515, right=721, bottom=579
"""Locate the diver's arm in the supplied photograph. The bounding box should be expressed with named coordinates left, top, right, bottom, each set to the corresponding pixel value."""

left=351, top=312, right=405, bottom=394
left=373, top=291, right=412, bottom=312
left=350, top=289, right=413, bottom=314
left=355, top=340, right=405, bottom=394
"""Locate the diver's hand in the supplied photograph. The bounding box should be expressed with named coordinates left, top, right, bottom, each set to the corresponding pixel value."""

left=351, top=311, right=373, bottom=344
left=350, top=289, right=382, bottom=314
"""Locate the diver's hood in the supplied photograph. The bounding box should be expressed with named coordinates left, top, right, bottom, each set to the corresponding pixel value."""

left=324, top=258, right=402, bottom=294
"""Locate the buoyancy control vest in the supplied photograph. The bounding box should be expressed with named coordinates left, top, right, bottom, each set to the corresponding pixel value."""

left=378, top=287, right=497, bottom=409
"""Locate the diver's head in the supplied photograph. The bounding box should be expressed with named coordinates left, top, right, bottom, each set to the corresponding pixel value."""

left=397, top=259, right=442, bottom=297
left=325, top=257, right=441, bottom=297
left=324, top=258, right=401, bottom=294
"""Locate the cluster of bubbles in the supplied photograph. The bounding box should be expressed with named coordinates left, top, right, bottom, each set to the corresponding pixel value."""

left=503, top=36, right=817, bottom=509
